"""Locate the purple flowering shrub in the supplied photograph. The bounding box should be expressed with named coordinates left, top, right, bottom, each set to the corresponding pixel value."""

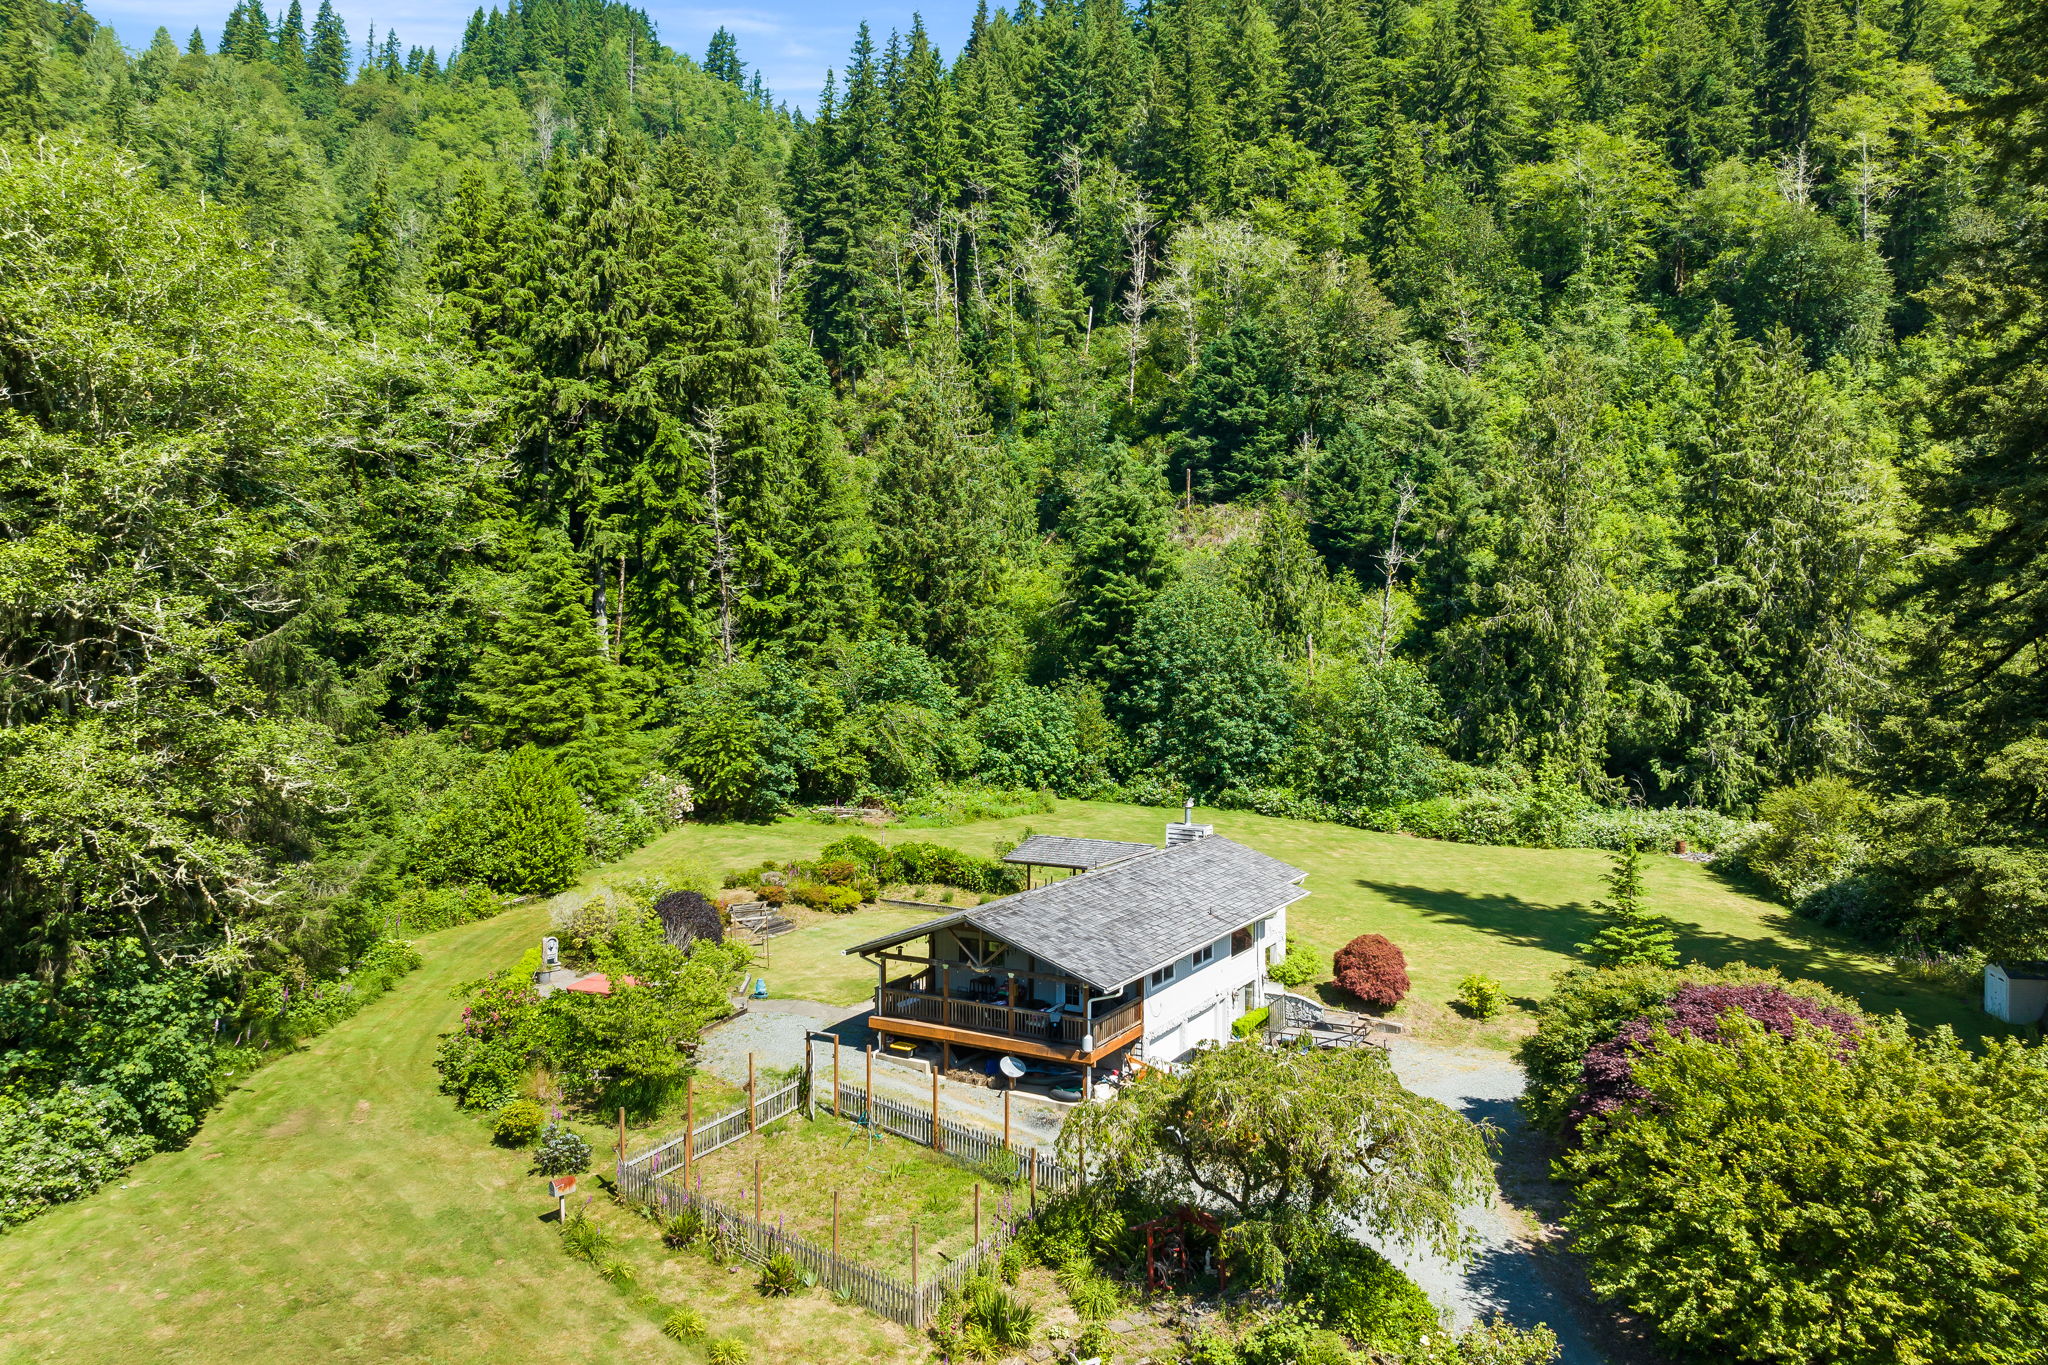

left=1572, top=983, right=1862, bottom=1131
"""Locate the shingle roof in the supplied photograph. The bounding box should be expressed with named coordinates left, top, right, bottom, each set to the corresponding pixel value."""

left=1002, top=834, right=1158, bottom=870
left=846, top=835, right=1308, bottom=991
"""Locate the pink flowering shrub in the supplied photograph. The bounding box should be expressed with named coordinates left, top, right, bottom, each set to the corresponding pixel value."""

left=1572, top=983, right=1862, bottom=1131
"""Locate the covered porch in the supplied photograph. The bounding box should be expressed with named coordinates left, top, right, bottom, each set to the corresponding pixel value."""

left=859, top=929, right=1144, bottom=1067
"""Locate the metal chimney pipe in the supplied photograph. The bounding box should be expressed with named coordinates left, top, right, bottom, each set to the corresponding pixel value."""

left=1183, top=798, right=1194, bottom=825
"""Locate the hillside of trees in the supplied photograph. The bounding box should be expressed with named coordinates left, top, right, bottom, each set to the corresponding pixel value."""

left=0, top=0, right=2045, bottom=1224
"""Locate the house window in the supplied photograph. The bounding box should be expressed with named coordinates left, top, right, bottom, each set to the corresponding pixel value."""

left=1065, top=983, right=1081, bottom=1006
left=1231, top=927, right=1253, bottom=956
left=1191, top=944, right=1215, bottom=968
left=1150, top=964, right=1174, bottom=988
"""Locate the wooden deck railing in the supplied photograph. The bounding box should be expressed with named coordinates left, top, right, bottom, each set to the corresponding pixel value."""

left=874, top=982, right=1141, bottom=1050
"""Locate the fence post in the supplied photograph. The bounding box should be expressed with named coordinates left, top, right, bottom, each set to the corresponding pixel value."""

left=834, top=1036, right=842, bottom=1118
left=974, top=1183, right=981, bottom=1245
left=1029, top=1148, right=1037, bottom=1210
left=912, top=1222, right=919, bottom=1289
left=833, top=1188, right=841, bottom=1270
left=755, top=1156, right=763, bottom=1221
left=684, top=1078, right=695, bottom=1185
left=1003, top=1086, right=1011, bottom=1148
left=617, top=1106, right=626, bottom=1165
left=931, top=1069, right=942, bottom=1154
left=805, top=1036, right=815, bottom=1119
left=866, top=1045, right=874, bottom=1123
left=748, top=1052, right=757, bottom=1133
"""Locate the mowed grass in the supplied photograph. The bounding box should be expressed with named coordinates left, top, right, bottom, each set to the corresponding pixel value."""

left=674, top=1113, right=1013, bottom=1275
left=0, top=799, right=1988, bottom=1365
left=623, top=800, right=1987, bottom=1041
left=0, top=902, right=912, bottom=1365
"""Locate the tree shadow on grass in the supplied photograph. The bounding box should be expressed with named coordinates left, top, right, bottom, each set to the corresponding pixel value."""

left=1356, top=879, right=1970, bottom=1030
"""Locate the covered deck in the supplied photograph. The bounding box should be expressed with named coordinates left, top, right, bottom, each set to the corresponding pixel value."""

left=859, top=933, right=1145, bottom=1066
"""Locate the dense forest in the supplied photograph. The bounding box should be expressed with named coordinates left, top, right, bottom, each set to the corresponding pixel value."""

left=0, top=0, right=2045, bottom=1226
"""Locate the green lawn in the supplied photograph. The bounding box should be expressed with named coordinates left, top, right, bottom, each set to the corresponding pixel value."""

left=0, top=799, right=1986, bottom=1364
left=627, top=800, right=1985, bottom=1041
left=677, top=1112, right=1010, bottom=1275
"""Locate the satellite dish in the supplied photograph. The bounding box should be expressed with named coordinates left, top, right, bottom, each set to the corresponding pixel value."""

left=998, top=1055, right=1026, bottom=1079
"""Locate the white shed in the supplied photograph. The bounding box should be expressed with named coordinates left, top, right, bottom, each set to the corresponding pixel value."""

left=1983, top=962, right=2048, bottom=1025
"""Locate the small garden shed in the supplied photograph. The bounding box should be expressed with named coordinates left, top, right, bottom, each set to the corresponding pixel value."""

left=1983, top=962, right=2048, bottom=1025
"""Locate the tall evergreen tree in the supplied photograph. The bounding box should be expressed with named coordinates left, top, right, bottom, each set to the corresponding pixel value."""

left=1060, top=451, right=1174, bottom=676
left=307, top=0, right=347, bottom=83
left=0, top=0, right=51, bottom=138
left=341, top=168, right=397, bottom=328
left=1577, top=842, right=1680, bottom=966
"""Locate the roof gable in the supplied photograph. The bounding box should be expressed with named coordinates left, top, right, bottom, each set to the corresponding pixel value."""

left=850, top=835, right=1306, bottom=991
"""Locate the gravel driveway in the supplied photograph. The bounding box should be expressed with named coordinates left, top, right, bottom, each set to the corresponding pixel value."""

left=1364, top=1037, right=1617, bottom=1365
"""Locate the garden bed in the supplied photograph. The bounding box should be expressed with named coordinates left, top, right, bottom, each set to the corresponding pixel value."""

left=663, top=1111, right=1020, bottom=1277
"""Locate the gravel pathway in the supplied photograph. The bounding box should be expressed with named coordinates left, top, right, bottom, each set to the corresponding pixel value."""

left=1364, top=1037, right=1616, bottom=1365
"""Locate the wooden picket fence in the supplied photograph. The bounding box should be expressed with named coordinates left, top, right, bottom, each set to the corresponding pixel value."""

left=614, top=1049, right=1083, bottom=1327
left=620, top=1175, right=1026, bottom=1328
left=620, top=1078, right=799, bottom=1176
left=827, top=1079, right=1079, bottom=1196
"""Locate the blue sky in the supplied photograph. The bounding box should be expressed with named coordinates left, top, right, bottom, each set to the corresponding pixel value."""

left=90, top=0, right=975, bottom=111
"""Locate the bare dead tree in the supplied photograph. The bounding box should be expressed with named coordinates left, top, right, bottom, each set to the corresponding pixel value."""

left=1122, top=194, right=1155, bottom=400
left=1376, top=477, right=1420, bottom=666
left=691, top=407, right=738, bottom=665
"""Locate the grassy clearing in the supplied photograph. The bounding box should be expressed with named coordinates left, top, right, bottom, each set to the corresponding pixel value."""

left=0, top=798, right=1988, bottom=1364
left=621, top=800, right=1988, bottom=1043
left=673, top=1112, right=1014, bottom=1275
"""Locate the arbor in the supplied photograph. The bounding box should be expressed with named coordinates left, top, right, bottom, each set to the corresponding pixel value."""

left=1062, top=1039, right=1490, bottom=1258
left=1564, top=1019, right=2048, bottom=1364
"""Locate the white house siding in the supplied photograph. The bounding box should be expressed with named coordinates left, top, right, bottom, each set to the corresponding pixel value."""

left=1137, top=904, right=1286, bottom=1065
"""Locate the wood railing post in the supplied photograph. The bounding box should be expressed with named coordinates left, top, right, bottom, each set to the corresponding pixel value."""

left=931, top=1068, right=942, bottom=1153
left=865, top=1044, right=874, bottom=1122
left=684, top=1078, right=695, bottom=1185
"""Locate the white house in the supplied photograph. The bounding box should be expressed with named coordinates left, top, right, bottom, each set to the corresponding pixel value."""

left=845, top=818, right=1306, bottom=1093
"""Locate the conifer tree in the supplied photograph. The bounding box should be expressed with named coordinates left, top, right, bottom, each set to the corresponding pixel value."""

left=187, top=26, right=205, bottom=54
left=307, top=0, right=348, bottom=84
left=897, top=18, right=958, bottom=222
left=272, top=0, right=306, bottom=85
left=479, top=745, right=587, bottom=895
left=466, top=535, right=625, bottom=798
left=341, top=168, right=397, bottom=328
left=703, top=26, right=742, bottom=83
left=1061, top=451, right=1174, bottom=676
left=221, top=0, right=270, bottom=61
left=0, top=0, right=51, bottom=139
left=1578, top=843, right=1679, bottom=967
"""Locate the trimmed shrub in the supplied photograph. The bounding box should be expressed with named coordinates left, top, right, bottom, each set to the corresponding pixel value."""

left=1266, top=935, right=1322, bottom=987
left=1573, top=982, right=1862, bottom=1130
left=1333, top=934, right=1409, bottom=1010
left=528, top=1123, right=592, bottom=1177
left=1457, top=973, right=1506, bottom=1019
left=492, top=1099, right=546, bottom=1147
left=653, top=889, right=723, bottom=948
left=706, top=1337, right=750, bottom=1365
left=1232, top=1006, right=1271, bottom=1038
